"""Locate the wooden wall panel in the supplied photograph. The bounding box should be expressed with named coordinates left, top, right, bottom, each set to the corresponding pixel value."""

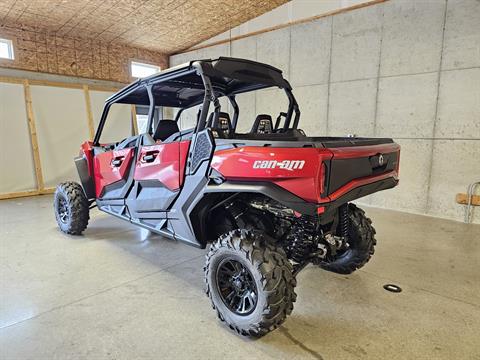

left=30, top=85, right=90, bottom=188
left=0, top=83, right=37, bottom=193
left=0, top=27, right=168, bottom=84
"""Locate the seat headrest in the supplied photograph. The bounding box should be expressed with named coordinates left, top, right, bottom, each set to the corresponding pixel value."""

left=153, top=120, right=179, bottom=142
left=251, top=114, right=273, bottom=134
left=208, top=111, right=232, bottom=137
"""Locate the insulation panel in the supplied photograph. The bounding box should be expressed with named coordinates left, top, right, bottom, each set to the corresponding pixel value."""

left=0, top=83, right=37, bottom=193
left=30, top=85, right=89, bottom=188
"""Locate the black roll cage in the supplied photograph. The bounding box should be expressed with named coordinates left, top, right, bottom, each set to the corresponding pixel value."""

left=93, top=58, right=301, bottom=146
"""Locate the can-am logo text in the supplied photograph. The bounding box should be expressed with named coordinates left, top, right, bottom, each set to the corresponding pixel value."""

left=253, top=160, right=305, bottom=170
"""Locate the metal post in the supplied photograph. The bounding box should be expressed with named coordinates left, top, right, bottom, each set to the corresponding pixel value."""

left=465, top=181, right=480, bottom=224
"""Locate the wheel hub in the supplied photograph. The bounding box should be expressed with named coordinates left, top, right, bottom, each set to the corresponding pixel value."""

left=57, top=197, right=69, bottom=224
left=232, top=278, right=243, bottom=289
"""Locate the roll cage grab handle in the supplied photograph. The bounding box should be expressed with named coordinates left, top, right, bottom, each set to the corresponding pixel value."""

left=93, top=61, right=301, bottom=145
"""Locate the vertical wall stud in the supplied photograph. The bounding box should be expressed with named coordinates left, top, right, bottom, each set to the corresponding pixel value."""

left=131, top=105, right=139, bottom=135
left=83, top=84, right=95, bottom=140
left=23, top=79, right=45, bottom=191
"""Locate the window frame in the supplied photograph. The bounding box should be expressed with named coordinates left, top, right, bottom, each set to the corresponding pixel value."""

left=0, top=38, right=14, bottom=60
left=130, top=61, right=161, bottom=79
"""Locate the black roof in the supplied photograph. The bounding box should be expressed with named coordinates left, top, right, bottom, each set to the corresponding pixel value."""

left=110, top=57, right=290, bottom=108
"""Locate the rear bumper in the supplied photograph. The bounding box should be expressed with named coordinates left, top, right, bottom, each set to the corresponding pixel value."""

left=320, top=170, right=398, bottom=204
left=320, top=176, right=398, bottom=216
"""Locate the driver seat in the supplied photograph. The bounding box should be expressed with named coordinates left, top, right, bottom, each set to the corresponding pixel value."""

left=153, top=120, right=179, bottom=142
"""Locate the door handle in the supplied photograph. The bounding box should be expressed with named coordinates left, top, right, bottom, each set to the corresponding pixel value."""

left=111, top=157, right=124, bottom=167
left=142, top=151, right=158, bottom=163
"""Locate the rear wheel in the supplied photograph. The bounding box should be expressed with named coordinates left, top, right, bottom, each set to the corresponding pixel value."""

left=321, top=204, right=376, bottom=274
left=54, top=181, right=90, bottom=235
left=205, top=229, right=296, bottom=337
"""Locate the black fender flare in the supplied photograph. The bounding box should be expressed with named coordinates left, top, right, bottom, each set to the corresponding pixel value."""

left=185, top=180, right=320, bottom=247
left=204, top=181, right=318, bottom=216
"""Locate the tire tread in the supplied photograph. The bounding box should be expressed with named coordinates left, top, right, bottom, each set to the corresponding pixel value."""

left=205, top=229, right=296, bottom=337
left=54, top=181, right=89, bottom=235
left=321, top=203, right=376, bottom=274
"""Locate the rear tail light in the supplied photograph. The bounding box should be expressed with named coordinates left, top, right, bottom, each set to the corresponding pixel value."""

left=321, top=161, right=327, bottom=193
left=396, top=149, right=401, bottom=176
left=316, top=161, right=327, bottom=203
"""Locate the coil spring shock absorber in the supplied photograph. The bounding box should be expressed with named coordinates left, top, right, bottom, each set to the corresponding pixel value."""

left=339, top=203, right=350, bottom=241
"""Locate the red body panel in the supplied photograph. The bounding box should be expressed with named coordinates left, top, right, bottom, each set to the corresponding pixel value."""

left=134, top=140, right=190, bottom=191
left=93, top=148, right=134, bottom=197
left=211, top=143, right=400, bottom=204
left=211, top=147, right=333, bottom=203
left=80, top=141, right=95, bottom=176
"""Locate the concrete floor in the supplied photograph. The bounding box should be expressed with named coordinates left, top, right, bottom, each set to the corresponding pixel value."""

left=0, top=195, right=479, bottom=360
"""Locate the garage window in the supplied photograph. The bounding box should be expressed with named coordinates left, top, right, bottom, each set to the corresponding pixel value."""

left=0, top=38, right=14, bottom=60
left=131, top=61, right=160, bottom=78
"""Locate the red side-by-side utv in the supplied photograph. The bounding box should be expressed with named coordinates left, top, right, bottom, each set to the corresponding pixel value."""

left=54, top=57, right=400, bottom=336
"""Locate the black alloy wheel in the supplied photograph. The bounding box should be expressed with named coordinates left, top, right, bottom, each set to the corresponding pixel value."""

left=205, top=229, right=296, bottom=337
left=216, top=258, right=258, bottom=315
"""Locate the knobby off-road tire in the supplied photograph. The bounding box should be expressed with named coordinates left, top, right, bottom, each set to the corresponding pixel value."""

left=321, top=204, right=376, bottom=274
left=205, top=229, right=296, bottom=337
left=54, top=181, right=89, bottom=235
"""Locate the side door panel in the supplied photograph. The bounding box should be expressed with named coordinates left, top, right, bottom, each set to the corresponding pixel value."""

left=135, top=142, right=181, bottom=190
left=93, top=148, right=134, bottom=198
left=127, top=140, right=190, bottom=214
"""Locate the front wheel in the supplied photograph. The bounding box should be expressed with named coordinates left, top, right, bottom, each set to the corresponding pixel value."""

left=320, top=204, right=376, bottom=274
left=205, top=229, right=296, bottom=337
left=54, top=181, right=90, bottom=235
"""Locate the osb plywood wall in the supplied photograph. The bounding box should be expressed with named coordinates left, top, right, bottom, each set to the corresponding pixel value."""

left=0, top=27, right=168, bottom=83
left=0, top=0, right=288, bottom=54
left=0, top=0, right=289, bottom=83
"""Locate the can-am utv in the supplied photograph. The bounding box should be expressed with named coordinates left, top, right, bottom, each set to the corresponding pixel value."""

left=54, top=57, right=400, bottom=337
